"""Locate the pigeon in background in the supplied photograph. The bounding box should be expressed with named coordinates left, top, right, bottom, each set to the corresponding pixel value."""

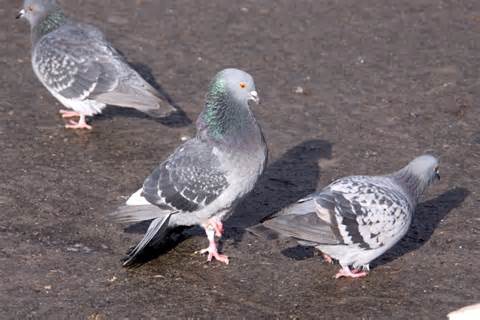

left=17, top=0, right=176, bottom=130
left=448, top=303, right=480, bottom=320
left=249, top=155, right=440, bottom=278
left=112, top=68, right=267, bottom=266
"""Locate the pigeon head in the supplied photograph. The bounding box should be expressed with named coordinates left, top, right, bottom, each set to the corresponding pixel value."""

left=406, top=154, right=440, bottom=185
left=394, top=154, right=440, bottom=203
left=17, top=0, right=61, bottom=26
left=208, top=68, right=259, bottom=105
left=199, top=68, right=260, bottom=139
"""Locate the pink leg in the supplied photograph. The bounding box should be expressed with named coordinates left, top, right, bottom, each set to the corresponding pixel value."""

left=210, top=218, right=224, bottom=237
left=335, top=266, right=368, bottom=279
left=65, top=114, right=92, bottom=130
left=322, top=252, right=333, bottom=264
left=198, top=223, right=229, bottom=264
left=59, top=109, right=81, bottom=118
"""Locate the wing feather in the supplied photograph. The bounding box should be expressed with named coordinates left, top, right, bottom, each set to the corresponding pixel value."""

left=33, top=23, right=174, bottom=114
left=141, top=139, right=229, bottom=213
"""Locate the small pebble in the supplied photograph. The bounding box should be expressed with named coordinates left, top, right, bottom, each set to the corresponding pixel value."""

left=295, top=86, right=304, bottom=94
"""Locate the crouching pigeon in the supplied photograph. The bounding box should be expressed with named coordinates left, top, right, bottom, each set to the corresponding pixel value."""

left=448, top=303, right=480, bottom=320
left=17, top=0, right=176, bottom=130
left=249, top=155, right=440, bottom=278
left=112, top=68, right=267, bottom=266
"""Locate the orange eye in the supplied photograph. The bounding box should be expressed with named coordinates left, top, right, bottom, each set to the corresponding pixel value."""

left=28, top=5, right=34, bottom=11
left=239, top=82, right=246, bottom=89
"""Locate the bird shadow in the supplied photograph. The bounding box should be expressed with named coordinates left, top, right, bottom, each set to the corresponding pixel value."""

left=121, top=225, right=195, bottom=268
left=121, top=139, right=332, bottom=266
left=372, top=187, right=470, bottom=268
left=96, top=62, right=191, bottom=128
left=282, top=245, right=317, bottom=260
left=226, top=139, right=333, bottom=240
left=122, top=213, right=207, bottom=267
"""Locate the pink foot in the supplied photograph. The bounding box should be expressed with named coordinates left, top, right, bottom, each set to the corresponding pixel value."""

left=198, top=220, right=228, bottom=264
left=322, top=253, right=333, bottom=264
left=335, top=267, right=368, bottom=279
left=65, top=115, right=92, bottom=130
left=59, top=110, right=81, bottom=118
left=199, top=244, right=229, bottom=265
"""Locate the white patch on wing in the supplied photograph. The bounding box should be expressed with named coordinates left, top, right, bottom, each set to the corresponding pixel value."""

left=179, top=187, right=187, bottom=199
left=126, top=188, right=150, bottom=206
left=32, top=54, right=105, bottom=116
left=77, top=81, right=98, bottom=100
left=316, top=203, right=332, bottom=224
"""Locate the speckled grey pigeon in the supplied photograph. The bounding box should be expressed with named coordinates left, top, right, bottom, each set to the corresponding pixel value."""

left=250, top=155, right=440, bottom=278
left=17, top=0, right=176, bottom=130
left=112, top=68, right=267, bottom=266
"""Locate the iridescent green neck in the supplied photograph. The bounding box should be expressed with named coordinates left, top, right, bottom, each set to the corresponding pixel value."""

left=202, top=79, right=227, bottom=138
left=200, top=79, right=249, bottom=140
left=32, top=9, right=66, bottom=42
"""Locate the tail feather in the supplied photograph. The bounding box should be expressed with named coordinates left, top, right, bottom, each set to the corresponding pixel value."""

left=94, top=79, right=177, bottom=117
left=111, top=204, right=169, bottom=223
left=262, top=213, right=338, bottom=244
left=248, top=197, right=321, bottom=240
left=270, top=196, right=316, bottom=219
left=122, top=213, right=173, bottom=267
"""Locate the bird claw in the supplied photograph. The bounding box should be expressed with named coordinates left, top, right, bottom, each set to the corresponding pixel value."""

left=65, top=117, right=92, bottom=130
left=198, top=219, right=228, bottom=264
left=59, top=109, right=81, bottom=118
left=335, top=268, right=368, bottom=279
left=197, top=246, right=229, bottom=265
left=65, top=122, right=92, bottom=130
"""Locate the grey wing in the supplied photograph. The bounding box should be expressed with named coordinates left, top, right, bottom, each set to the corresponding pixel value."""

left=34, top=25, right=172, bottom=114
left=142, top=139, right=229, bottom=213
left=319, top=178, right=413, bottom=249
left=33, top=26, right=120, bottom=101
left=261, top=196, right=340, bottom=245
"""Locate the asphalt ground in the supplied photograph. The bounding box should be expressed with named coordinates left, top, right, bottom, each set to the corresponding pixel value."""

left=1, top=0, right=479, bottom=319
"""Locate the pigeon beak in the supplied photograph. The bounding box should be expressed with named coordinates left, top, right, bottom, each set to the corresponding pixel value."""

left=249, top=90, right=260, bottom=104
left=16, top=9, right=25, bottom=19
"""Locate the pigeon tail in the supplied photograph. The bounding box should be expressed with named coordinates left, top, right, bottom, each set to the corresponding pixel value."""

left=111, top=204, right=170, bottom=223
left=270, top=196, right=316, bottom=218
left=261, top=212, right=338, bottom=245
left=122, top=213, right=174, bottom=267
left=94, top=81, right=177, bottom=118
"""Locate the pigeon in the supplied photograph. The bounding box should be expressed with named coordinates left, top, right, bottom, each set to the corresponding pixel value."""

left=17, top=0, right=176, bottom=130
left=112, top=68, right=267, bottom=266
left=249, top=155, right=440, bottom=278
left=448, top=303, right=480, bottom=320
